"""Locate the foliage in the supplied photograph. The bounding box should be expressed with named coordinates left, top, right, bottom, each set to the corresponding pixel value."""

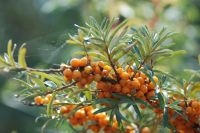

left=0, top=18, right=200, bottom=133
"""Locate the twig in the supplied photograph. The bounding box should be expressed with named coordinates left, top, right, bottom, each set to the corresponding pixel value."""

left=44, top=82, right=77, bottom=95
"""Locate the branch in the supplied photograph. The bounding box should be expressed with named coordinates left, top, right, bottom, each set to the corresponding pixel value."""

left=44, top=81, right=77, bottom=95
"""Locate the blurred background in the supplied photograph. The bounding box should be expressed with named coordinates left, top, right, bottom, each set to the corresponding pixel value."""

left=0, top=0, right=199, bottom=132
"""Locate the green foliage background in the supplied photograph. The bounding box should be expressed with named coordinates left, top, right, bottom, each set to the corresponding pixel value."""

left=0, top=0, right=199, bottom=133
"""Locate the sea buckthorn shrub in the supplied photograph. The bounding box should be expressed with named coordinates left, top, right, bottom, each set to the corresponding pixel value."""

left=0, top=18, right=199, bottom=133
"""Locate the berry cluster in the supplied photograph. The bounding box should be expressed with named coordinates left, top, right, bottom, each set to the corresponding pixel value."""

left=63, top=56, right=158, bottom=102
left=169, top=100, right=200, bottom=133
left=34, top=94, right=52, bottom=105
left=60, top=105, right=135, bottom=133
left=152, top=99, right=200, bottom=133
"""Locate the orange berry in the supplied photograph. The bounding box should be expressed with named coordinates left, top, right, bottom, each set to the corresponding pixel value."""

left=76, top=82, right=85, bottom=89
left=84, top=65, right=93, bottom=74
left=141, top=127, right=151, bottom=133
left=140, top=85, right=148, bottom=93
left=70, top=58, right=80, bottom=67
left=96, top=81, right=106, bottom=90
left=63, top=68, right=72, bottom=77
left=46, top=94, right=52, bottom=100
left=147, top=91, right=155, bottom=99
left=72, top=70, right=82, bottom=81
left=122, top=86, right=131, bottom=94
left=94, top=65, right=101, bottom=74
left=120, top=79, right=128, bottom=87
left=191, top=101, right=199, bottom=109
left=60, top=106, right=68, bottom=114
left=113, top=84, right=121, bottom=92
left=79, top=57, right=88, bottom=67
left=120, top=72, right=130, bottom=80
left=137, top=77, right=145, bottom=85
left=148, top=82, right=155, bottom=90
left=104, top=65, right=112, bottom=72
left=130, top=78, right=140, bottom=89
left=74, top=109, right=85, bottom=119
left=84, top=106, right=93, bottom=113
left=186, top=107, right=192, bottom=114
left=98, top=61, right=105, bottom=68
left=43, top=97, right=50, bottom=104
left=153, top=76, right=159, bottom=84
left=140, top=72, right=147, bottom=79
left=69, top=117, right=78, bottom=125
left=98, top=116, right=109, bottom=127
left=34, top=96, right=43, bottom=105
left=135, top=91, right=144, bottom=98
left=101, top=69, right=109, bottom=76
left=116, top=67, right=123, bottom=74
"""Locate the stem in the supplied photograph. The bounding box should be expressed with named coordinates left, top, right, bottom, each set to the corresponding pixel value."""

left=44, top=82, right=77, bottom=95
left=10, top=67, right=62, bottom=73
left=105, top=45, right=120, bottom=82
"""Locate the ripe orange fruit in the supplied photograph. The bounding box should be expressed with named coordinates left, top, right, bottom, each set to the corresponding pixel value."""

left=153, top=76, right=159, bottom=84
left=70, top=58, right=80, bottom=67
left=79, top=57, right=88, bottom=67
left=140, top=85, right=148, bottom=93
left=137, top=77, right=145, bottom=85
left=141, top=127, right=151, bottom=133
left=72, top=70, right=82, bottom=81
left=130, top=78, right=141, bottom=89
left=60, top=106, right=68, bottom=114
left=147, top=91, right=155, bottom=99
left=84, top=65, right=93, bottom=74
left=104, top=65, right=112, bottom=72
left=63, top=68, right=72, bottom=78
left=34, top=96, right=43, bottom=105
left=98, top=61, right=105, bottom=68
left=120, top=72, right=130, bottom=80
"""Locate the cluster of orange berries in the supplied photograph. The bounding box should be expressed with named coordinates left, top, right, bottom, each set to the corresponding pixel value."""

left=34, top=94, right=53, bottom=105
left=152, top=99, right=200, bottom=133
left=62, top=56, right=159, bottom=102
left=170, top=100, right=200, bottom=133
left=60, top=105, right=135, bottom=133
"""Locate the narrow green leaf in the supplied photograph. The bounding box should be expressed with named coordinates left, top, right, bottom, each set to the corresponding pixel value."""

left=94, top=98, right=117, bottom=105
left=93, top=106, right=114, bottom=114
left=163, top=107, right=169, bottom=127
left=108, top=19, right=128, bottom=44
left=18, top=44, right=27, bottom=68
left=30, top=71, right=62, bottom=86
left=198, top=54, right=200, bottom=65
left=14, top=78, right=33, bottom=88
left=131, top=103, right=142, bottom=119
left=7, top=40, right=16, bottom=66
left=47, top=93, right=55, bottom=116
left=157, top=92, right=166, bottom=109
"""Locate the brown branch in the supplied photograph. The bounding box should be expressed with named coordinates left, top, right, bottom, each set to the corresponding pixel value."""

left=44, top=81, right=77, bottom=95
left=9, top=67, right=62, bottom=73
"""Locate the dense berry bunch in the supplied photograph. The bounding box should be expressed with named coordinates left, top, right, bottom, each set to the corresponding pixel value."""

left=62, top=56, right=158, bottom=101
left=60, top=105, right=135, bottom=133
left=170, top=100, right=200, bottom=133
